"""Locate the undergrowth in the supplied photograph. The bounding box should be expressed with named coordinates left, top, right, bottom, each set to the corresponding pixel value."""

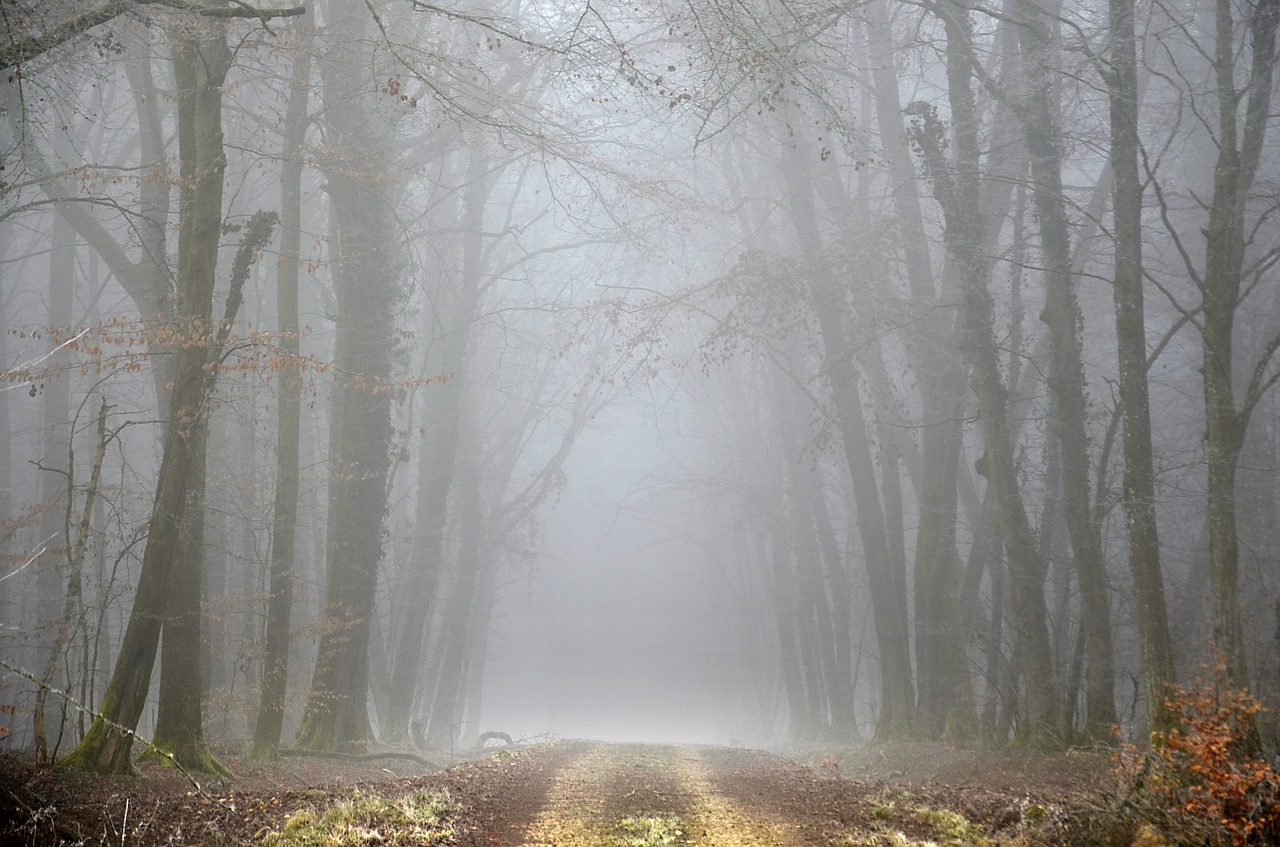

left=260, top=788, right=457, bottom=847
left=838, top=793, right=990, bottom=847
left=1112, top=662, right=1280, bottom=846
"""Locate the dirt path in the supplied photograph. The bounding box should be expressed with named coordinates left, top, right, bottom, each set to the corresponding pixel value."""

left=2, top=740, right=1098, bottom=846
left=520, top=744, right=798, bottom=847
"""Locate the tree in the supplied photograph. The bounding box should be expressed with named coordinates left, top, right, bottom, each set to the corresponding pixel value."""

left=1008, top=0, right=1117, bottom=737
left=908, top=0, right=1058, bottom=740
left=294, top=0, right=401, bottom=753
left=1104, top=0, right=1178, bottom=738
left=1194, top=0, right=1279, bottom=706
left=62, top=14, right=235, bottom=774
left=249, top=12, right=312, bottom=760
left=780, top=140, right=916, bottom=739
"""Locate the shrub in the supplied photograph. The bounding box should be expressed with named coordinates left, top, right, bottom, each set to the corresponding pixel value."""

left=1114, top=664, right=1280, bottom=846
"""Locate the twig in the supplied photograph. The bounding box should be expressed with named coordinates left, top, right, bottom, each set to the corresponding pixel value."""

left=1, top=328, right=90, bottom=390
left=0, top=537, right=54, bottom=584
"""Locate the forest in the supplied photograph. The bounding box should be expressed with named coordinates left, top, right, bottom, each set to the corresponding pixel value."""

left=1, top=0, right=1279, bottom=809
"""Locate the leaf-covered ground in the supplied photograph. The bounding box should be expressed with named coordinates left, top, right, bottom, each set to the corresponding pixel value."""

left=0, top=740, right=1114, bottom=846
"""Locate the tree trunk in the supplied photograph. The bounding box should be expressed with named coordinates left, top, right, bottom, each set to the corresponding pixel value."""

left=32, top=214, right=75, bottom=744
left=250, top=15, right=311, bottom=759
left=424, top=451, right=485, bottom=751
left=864, top=3, right=977, bottom=740
left=61, top=18, right=232, bottom=774
left=772, top=359, right=848, bottom=738
left=384, top=150, right=492, bottom=744
left=911, top=2, right=1057, bottom=740
left=35, top=401, right=108, bottom=763
left=1013, top=0, right=1117, bottom=736
left=295, top=0, right=398, bottom=752
left=781, top=144, right=915, bottom=738
left=1199, top=0, right=1278, bottom=708
left=1106, top=0, right=1178, bottom=739
left=767, top=511, right=811, bottom=739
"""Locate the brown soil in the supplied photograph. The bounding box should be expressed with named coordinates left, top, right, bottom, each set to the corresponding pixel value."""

left=0, top=741, right=1117, bottom=847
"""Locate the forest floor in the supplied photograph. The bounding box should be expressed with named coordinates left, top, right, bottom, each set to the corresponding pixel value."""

left=0, top=739, right=1119, bottom=847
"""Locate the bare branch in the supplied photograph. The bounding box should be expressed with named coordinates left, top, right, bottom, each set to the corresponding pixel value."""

left=1, top=0, right=305, bottom=70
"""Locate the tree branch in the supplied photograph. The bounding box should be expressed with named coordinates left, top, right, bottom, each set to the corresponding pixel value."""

left=1, top=0, right=305, bottom=70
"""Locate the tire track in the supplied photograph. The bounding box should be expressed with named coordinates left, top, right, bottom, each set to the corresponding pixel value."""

left=517, top=744, right=801, bottom=847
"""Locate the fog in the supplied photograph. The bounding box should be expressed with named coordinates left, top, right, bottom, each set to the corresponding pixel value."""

left=483, top=399, right=764, bottom=745
left=1, top=0, right=1278, bottom=771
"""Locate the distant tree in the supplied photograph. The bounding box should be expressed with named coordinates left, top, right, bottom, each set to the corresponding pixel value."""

left=779, top=144, right=916, bottom=739
left=999, top=0, right=1118, bottom=738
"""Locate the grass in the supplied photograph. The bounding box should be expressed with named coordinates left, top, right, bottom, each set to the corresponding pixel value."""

left=611, top=815, right=687, bottom=847
left=835, top=801, right=990, bottom=847
left=912, top=806, right=990, bottom=846
left=261, top=788, right=457, bottom=847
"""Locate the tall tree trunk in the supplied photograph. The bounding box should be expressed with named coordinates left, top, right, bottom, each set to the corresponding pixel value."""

left=781, top=142, right=915, bottom=738
left=32, top=214, right=75, bottom=740
left=384, top=151, right=491, bottom=744
left=457, top=548, right=503, bottom=745
left=1105, top=0, right=1178, bottom=739
left=864, top=4, right=976, bottom=739
left=295, top=0, right=399, bottom=752
left=385, top=149, right=492, bottom=743
left=766, top=511, right=811, bottom=739
left=250, top=16, right=311, bottom=759
left=1012, top=0, right=1117, bottom=737
left=424, top=448, right=485, bottom=750
left=773, top=360, right=849, bottom=738
left=1199, top=0, right=1278, bottom=706
left=62, top=18, right=232, bottom=774
left=35, top=401, right=108, bottom=763
left=145, top=24, right=262, bottom=774
left=910, top=2, right=1057, bottom=740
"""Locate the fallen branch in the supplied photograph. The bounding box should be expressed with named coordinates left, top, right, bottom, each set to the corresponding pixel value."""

left=473, top=730, right=514, bottom=750
left=279, top=748, right=442, bottom=768
left=3, top=783, right=86, bottom=844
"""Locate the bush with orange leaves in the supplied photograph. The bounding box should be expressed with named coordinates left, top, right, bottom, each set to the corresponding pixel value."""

left=1114, top=664, right=1280, bottom=846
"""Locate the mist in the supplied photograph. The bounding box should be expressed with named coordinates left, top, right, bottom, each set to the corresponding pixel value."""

left=1, top=0, right=1278, bottom=776
left=483, top=398, right=765, bottom=745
